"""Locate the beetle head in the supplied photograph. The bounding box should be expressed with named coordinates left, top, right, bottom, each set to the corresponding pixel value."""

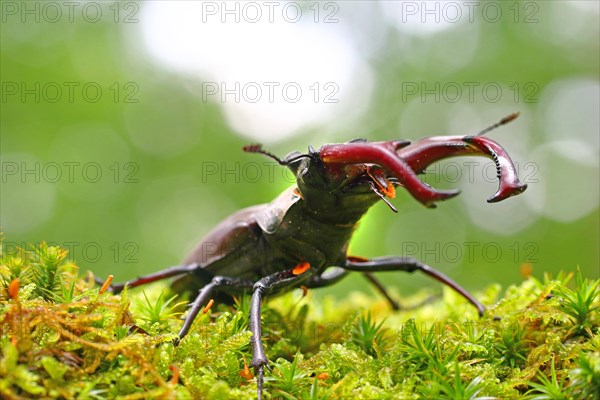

left=243, top=114, right=527, bottom=213
left=243, top=143, right=406, bottom=215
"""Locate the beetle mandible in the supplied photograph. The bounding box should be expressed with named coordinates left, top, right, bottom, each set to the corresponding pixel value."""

left=97, top=113, right=527, bottom=399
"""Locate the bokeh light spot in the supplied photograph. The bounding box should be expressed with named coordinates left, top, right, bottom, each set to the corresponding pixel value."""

left=525, top=140, right=599, bottom=223
left=138, top=1, right=373, bottom=142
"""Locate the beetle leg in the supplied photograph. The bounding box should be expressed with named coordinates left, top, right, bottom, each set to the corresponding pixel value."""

left=94, top=264, right=201, bottom=294
left=361, top=272, right=401, bottom=310
left=306, top=268, right=438, bottom=311
left=305, top=267, right=349, bottom=288
left=343, top=256, right=485, bottom=316
left=362, top=272, right=445, bottom=311
left=250, top=266, right=315, bottom=399
left=306, top=268, right=401, bottom=310
left=176, top=276, right=254, bottom=343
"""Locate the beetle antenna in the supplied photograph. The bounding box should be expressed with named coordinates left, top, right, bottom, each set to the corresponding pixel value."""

left=243, top=144, right=312, bottom=165
left=243, top=144, right=285, bottom=164
left=476, top=112, right=520, bottom=136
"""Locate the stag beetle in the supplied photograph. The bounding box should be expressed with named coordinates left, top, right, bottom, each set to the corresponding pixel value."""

left=97, top=113, right=527, bottom=399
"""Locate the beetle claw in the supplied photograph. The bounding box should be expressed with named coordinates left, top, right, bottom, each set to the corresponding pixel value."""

left=487, top=182, right=528, bottom=203
left=397, top=134, right=526, bottom=205
left=422, top=189, right=461, bottom=208
left=321, top=141, right=463, bottom=208
left=255, top=364, right=266, bottom=399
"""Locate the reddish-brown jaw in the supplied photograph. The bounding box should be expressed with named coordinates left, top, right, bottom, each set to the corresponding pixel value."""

left=397, top=135, right=527, bottom=203
left=320, top=140, right=460, bottom=208
left=320, top=135, right=527, bottom=208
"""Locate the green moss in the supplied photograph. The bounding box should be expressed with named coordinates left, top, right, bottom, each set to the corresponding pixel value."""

left=1, top=242, right=598, bottom=399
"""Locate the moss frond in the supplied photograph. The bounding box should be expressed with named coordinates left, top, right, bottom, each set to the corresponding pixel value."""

left=1, top=241, right=598, bottom=399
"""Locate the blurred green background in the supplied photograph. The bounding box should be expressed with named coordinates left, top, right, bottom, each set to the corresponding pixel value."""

left=1, top=1, right=598, bottom=300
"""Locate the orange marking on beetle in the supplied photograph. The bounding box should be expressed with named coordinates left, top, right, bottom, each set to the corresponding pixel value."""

left=169, top=365, right=180, bottom=385
left=99, top=275, right=113, bottom=294
left=292, top=262, right=311, bottom=275
left=8, top=278, right=19, bottom=299
left=383, top=181, right=396, bottom=199
left=203, top=299, right=215, bottom=314
left=373, top=178, right=396, bottom=199
left=317, top=372, right=329, bottom=380
left=347, top=255, right=369, bottom=263
left=293, top=187, right=304, bottom=199
left=366, top=167, right=396, bottom=199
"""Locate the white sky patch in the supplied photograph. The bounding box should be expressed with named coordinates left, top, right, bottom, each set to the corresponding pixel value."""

left=139, top=1, right=373, bottom=143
